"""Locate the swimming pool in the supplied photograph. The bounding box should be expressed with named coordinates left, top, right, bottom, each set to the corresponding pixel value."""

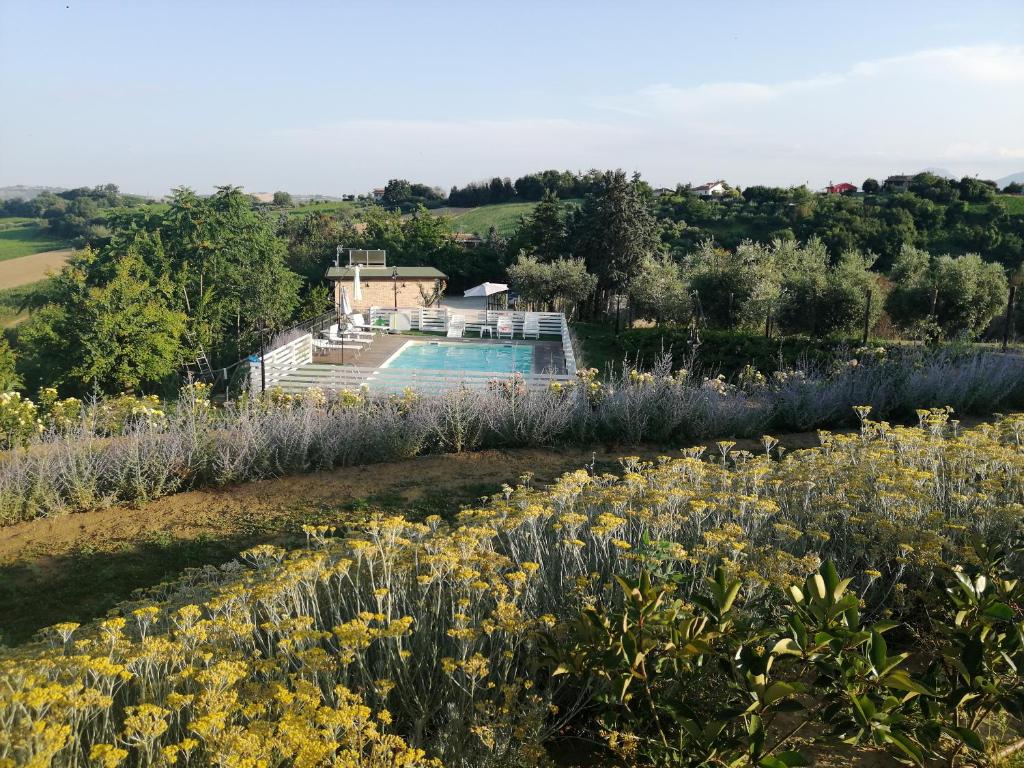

left=381, top=341, right=535, bottom=373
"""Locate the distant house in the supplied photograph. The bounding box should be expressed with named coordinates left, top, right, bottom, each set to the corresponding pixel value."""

left=825, top=182, right=857, bottom=195
left=884, top=175, right=913, bottom=193
left=652, top=187, right=674, bottom=197
left=451, top=232, right=484, bottom=248
left=371, top=188, right=386, bottom=201
left=691, top=180, right=728, bottom=198
left=326, top=249, right=447, bottom=312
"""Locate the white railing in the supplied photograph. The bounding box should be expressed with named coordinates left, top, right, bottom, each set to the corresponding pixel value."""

left=560, top=314, right=578, bottom=376
left=368, top=307, right=577, bottom=374
left=264, top=364, right=572, bottom=395
left=250, top=333, right=313, bottom=390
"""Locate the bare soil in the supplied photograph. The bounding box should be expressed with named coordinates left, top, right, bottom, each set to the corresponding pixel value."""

left=0, top=248, right=73, bottom=289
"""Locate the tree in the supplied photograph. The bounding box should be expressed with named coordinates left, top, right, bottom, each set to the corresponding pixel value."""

left=1003, top=181, right=1023, bottom=195
left=684, top=240, right=780, bottom=331
left=0, top=339, right=21, bottom=392
left=885, top=245, right=1008, bottom=339
left=628, top=256, right=690, bottom=325
left=568, top=171, right=661, bottom=298
left=518, top=190, right=567, bottom=261
left=506, top=255, right=596, bottom=316
left=381, top=179, right=413, bottom=207
left=280, top=211, right=346, bottom=282
left=17, top=246, right=186, bottom=393
left=957, top=177, right=997, bottom=203
left=272, top=191, right=293, bottom=207
left=862, top=178, right=880, bottom=194
left=157, top=187, right=302, bottom=362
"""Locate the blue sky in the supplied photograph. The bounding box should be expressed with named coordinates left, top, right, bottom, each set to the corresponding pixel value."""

left=1, top=0, right=1022, bottom=196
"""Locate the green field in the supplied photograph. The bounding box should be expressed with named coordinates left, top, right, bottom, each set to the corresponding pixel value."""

left=997, top=194, right=1024, bottom=214
left=0, top=279, right=46, bottom=327
left=281, top=200, right=361, bottom=218
left=0, top=220, right=68, bottom=261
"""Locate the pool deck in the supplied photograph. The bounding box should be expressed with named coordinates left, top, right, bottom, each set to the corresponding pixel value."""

left=311, top=333, right=567, bottom=375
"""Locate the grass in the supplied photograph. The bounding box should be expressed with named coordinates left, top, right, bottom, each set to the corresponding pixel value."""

left=0, top=220, right=68, bottom=260
left=447, top=201, right=538, bottom=236
left=997, top=194, right=1024, bottom=215
left=0, top=280, right=47, bottom=327
left=280, top=200, right=361, bottom=218
left=0, top=216, right=39, bottom=231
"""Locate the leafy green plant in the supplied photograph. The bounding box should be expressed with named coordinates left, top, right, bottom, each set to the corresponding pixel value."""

left=550, top=553, right=1024, bottom=766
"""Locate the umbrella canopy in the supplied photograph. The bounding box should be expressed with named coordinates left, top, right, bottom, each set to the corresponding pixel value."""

left=463, top=282, right=508, bottom=298
left=352, top=264, right=363, bottom=301
left=339, top=287, right=353, bottom=316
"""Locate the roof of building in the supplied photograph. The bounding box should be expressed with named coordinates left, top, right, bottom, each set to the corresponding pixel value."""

left=692, top=180, right=726, bottom=191
left=326, top=266, right=448, bottom=279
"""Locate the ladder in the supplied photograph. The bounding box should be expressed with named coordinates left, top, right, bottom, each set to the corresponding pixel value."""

left=184, top=329, right=215, bottom=382
left=194, top=348, right=214, bottom=379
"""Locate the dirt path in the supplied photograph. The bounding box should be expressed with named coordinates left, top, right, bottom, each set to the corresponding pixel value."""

left=0, top=436, right=827, bottom=644
left=0, top=248, right=73, bottom=288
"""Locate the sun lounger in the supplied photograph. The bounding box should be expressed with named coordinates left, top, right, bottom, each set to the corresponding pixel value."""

left=447, top=314, right=466, bottom=338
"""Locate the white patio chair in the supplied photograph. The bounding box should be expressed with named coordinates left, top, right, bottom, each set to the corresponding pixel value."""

left=325, top=324, right=371, bottom=347
left=447, top=314, right=466, bottom=338
left=496, top=314, right=514, bottom=339
left=524, top=313, right=540, bottom=339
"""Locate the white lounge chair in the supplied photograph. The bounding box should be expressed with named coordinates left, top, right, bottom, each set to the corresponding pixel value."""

left=522, top=313, right=540, bottom=340
left=325, top=324, right=370, bottom=347
left=347, top=313, right=387, bottom=334
left=496, top=314, right=514, bottom=339
left=313, top=337, right=363, bottom=358
left=447, top=314, right=466, bottom=338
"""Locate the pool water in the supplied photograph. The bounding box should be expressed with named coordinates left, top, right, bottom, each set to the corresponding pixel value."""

left=383, top=342, right=534, bottom=373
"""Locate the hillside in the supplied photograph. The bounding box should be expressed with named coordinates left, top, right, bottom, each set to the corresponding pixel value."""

left=0, top=185, right=66, bottom=201
left=443, top=199, right=582, bottom=237
left=0, top=219, right=69, bottom=261
left=996, top=171, right=1024, bottom=187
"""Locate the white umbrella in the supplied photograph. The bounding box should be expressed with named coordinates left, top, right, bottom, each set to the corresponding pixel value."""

left=352, top=264, right=363, bottom=302
left=339, top=286, right=353, bottom=316
left=463, top=282, right=508, bottom=297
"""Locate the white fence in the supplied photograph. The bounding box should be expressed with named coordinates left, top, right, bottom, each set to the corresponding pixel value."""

left=264, top=364, right=572, bottom=396
left=250, top=334, right=313, bottom=390
left=368, top=307, right=577, bottom=375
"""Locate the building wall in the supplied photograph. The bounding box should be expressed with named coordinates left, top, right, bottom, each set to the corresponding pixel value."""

left=333, top=278, right=441, bottom=312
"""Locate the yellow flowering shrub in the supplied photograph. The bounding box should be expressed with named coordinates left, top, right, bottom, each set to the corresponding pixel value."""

left=1, top=411, right=1022, bottom=765
left=0, top=391, right=42, bottom=448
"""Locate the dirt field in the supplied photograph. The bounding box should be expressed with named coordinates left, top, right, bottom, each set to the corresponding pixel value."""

left=0, top=435, right=828, bottom=643
left=0, top=248, right=73, bottom=289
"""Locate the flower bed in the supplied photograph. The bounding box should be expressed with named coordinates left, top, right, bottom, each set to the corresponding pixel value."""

left=2, top=411, right=1022, bottom=765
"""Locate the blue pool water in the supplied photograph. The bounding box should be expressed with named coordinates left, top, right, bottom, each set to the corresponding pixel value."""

left=384, top=342, right=534, bottom=373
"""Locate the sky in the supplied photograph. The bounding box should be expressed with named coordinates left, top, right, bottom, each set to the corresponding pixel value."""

left=1, top=0, right=1022, bottom=197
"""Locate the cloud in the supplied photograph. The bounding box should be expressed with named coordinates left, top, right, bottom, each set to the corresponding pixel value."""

left=620, top=45, right=1024, bottom=116
left=3, top=45, right=1021, bottom=195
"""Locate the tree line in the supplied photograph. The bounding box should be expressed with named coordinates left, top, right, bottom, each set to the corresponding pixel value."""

left=2, top=170, right=1021, bottom=397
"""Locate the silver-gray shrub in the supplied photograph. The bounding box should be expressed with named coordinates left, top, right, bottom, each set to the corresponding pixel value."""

left=0, top=349, right=1021, bottom=524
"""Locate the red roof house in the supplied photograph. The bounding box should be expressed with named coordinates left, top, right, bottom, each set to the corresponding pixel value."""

left=825, top=182, right=857, bottom=195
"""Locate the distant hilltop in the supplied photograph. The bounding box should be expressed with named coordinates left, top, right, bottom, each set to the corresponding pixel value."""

left=996, top=171, right=1024, bottom=187
left=0, top=185, right=67, bottom=201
